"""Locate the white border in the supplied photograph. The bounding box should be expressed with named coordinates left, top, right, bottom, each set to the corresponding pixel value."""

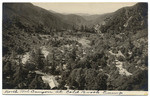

left=0, top=0, right=149, bottom=97
left=2, top=90, right=148, bottom=95
left=0, top=0, right=149, bottom=2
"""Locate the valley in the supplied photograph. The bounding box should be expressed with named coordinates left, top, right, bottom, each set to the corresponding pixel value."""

left=2, top=3, right=148, bottom=90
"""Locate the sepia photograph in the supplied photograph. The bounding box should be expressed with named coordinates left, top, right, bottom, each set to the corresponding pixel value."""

left=2, top=1, right=148, bottom=95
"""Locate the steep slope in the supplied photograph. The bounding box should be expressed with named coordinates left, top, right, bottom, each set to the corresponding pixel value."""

left=3, top=3, right=72, bottom=32
left=91, top=2, right=148, bottom=90
left=99, top=3, right=148, bottom=33
left=3, top=3, right=73, bottom=57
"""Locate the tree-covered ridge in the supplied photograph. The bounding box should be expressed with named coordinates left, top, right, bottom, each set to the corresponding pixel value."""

left=99, top=3, right=148, bottom=33
left=3, top=3, right=148, bottom=90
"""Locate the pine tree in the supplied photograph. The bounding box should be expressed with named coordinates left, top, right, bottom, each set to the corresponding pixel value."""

left=13, top=56, right=27, bottom=87
left=37, top=49, right=45, bottom=69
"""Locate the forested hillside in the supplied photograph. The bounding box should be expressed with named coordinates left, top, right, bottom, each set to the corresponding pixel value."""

left=3, top=3, right=72, bottom=32
left=3, top=3, right=148, bottom=90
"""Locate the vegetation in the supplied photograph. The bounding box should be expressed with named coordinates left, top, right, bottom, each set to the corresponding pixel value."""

left=3, top=3, right=148, bottom=90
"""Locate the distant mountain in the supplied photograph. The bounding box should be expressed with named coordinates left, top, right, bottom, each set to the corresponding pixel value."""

left=73, top=13, right=91, bottom=16
left=48, top=9, right=58, bottom=13
left=49, top=12, right=87, bottom=26
left=3, top=3, right=72, bottom=32
left=85, top=13, right=113, bottom=27
left=60, top=14, right=87, bottom=26
left=59, top=13, right=112, bottom=26
left=80, top=14, right=101, bottom=21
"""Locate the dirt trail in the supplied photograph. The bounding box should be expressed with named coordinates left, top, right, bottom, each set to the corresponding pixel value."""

left=109, top=50, right=132, bottom=76
left=115, top=60, right=132, bottom=76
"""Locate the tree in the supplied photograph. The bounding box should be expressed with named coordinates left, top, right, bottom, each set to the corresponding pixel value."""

left=81, top=25, right=85, bottom=32
left=13, top=63, right=28, bottom=87
left=37, top=49, right=45, bottom=69
left=3, top=61, right=12, bottom=77
left=25, top=62, right=36, bottom=71
left=17, top=47, right=24, bottom=54
left=28, top=75, right=49, bottom=89
left=67, top=68, right=108, bottom=90
left=69, top=48, right=77, bottom=61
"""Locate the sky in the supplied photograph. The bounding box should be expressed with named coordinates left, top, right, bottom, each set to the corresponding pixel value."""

left=32, top=2, right=137, bottom=15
